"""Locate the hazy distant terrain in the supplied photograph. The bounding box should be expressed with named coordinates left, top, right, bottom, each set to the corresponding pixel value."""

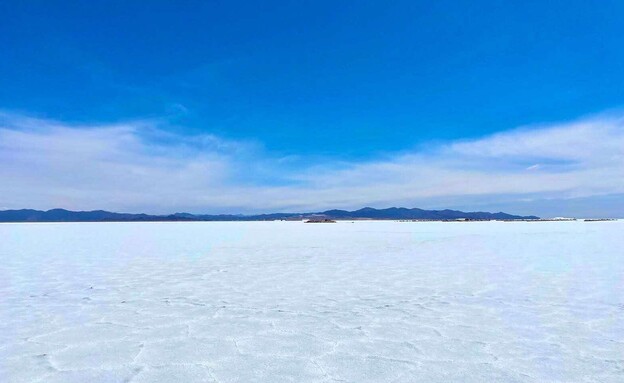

left=1, top=221, right=621, bottom=382
left=0, top=207, right=538, bottom=222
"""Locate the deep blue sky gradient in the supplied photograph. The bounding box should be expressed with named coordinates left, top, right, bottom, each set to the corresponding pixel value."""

left=2, top=0, right=624, bottom=157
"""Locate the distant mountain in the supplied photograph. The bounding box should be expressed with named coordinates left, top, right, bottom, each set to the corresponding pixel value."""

left=0, top=207, right=538, bottom=222
left=0, top=208, right=193, bottom=222
left=317, top=207, right=538, bottom=220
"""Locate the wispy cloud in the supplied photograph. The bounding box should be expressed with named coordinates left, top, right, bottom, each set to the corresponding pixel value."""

left=1, top=111, right=623, bottom=216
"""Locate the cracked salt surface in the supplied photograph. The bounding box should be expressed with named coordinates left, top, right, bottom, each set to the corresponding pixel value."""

left=1, top=221, right=623, bottom=382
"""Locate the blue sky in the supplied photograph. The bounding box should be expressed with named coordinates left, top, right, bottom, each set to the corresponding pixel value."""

left=1, top=1, right=624, bottom=216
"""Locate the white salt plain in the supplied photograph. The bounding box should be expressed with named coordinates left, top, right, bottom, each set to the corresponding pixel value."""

left=1, top=220, right=622, bottom=382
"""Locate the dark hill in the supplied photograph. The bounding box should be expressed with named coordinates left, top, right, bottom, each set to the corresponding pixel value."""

left=0, top=207, right=538, bottom=222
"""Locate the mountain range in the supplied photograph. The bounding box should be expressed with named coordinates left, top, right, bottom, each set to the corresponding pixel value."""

left=0, top=207, right=538, bottom=222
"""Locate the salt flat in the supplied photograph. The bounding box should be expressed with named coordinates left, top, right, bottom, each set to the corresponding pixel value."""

left=0, top=220, right=622, bottom=382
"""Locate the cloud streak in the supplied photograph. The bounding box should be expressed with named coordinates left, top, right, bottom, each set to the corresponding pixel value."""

left=1, top=111, right=623, bottom=216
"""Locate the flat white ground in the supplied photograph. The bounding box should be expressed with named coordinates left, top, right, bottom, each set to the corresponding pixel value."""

left=0, top=221, right=622, bottom=382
